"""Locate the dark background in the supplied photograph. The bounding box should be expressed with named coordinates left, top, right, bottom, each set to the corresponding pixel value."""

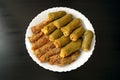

left=0, top=0, right=119, bottom=80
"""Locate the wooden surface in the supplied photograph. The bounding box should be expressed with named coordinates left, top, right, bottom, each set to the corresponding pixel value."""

left=0, top=0, right=119, bottom=80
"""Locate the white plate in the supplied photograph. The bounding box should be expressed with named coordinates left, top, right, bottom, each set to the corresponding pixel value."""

left=25, top=7, right=96, bottom=72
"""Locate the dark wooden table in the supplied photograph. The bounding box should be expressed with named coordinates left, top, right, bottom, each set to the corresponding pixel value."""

left=0, top=0, right=119, bottom=80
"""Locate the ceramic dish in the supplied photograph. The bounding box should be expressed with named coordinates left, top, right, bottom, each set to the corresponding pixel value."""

left=25, top=7, right=96, bottom=72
